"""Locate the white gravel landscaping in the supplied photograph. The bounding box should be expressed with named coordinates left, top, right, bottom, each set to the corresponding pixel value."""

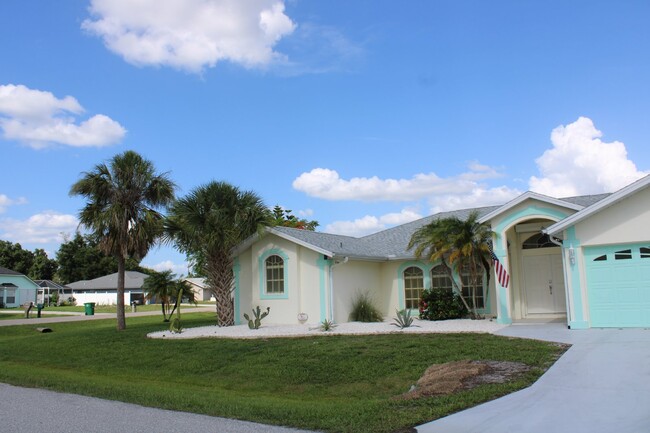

left=148, top=318, right=507, bottom=339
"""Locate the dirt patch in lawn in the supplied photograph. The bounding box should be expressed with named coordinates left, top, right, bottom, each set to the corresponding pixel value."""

left=398, top=360, right=533, bottom=399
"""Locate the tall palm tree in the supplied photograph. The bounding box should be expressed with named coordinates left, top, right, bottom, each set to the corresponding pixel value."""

left=142, top=270, right=196, bottom=322
left=70, top=150, right=175, bottom=330
left=408, top=211, right=494, bottom=317
left=165, top=181, right=273, bottom=327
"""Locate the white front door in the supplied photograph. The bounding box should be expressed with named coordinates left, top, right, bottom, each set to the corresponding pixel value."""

left=522, top=250, right=566, bottom=315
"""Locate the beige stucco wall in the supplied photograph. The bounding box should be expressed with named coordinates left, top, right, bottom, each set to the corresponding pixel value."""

left=574, top=187, right=650, bottom=246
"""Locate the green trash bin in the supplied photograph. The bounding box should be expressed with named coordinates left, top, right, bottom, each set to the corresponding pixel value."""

left=84, top=302, right=96, bottom=316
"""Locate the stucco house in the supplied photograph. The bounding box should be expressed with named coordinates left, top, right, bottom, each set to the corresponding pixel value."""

left=233, top=175, right=650, bottom=329
left=184, top=277, right=214, bottom=302
left=67, top=271, right=149, bottom=305
left=0, top=266, right=39, bottom=308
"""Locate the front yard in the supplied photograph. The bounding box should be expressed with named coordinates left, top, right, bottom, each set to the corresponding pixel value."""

left=0, top=314, right=565, bottom=433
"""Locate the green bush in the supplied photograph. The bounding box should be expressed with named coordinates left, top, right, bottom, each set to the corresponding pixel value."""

left=349, top=292, right=383, bottom=322
left=419, top=287, right=468, bottom=321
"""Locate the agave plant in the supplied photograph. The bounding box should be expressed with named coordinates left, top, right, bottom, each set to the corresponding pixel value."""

left=391, top=309, right=419, bottom=329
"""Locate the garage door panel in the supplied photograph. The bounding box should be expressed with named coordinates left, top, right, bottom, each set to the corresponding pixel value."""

left=585, top=244, right=650, bottom=328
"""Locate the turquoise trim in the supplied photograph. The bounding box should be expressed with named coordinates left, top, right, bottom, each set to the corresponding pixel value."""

left=317, top=255, right=330, bottom=322
left=493, top=205, right=570, bottom=235
left=258, top=248, right=289, bottom=300
left=569, top=320, right=589, bottom=329
left=565, top=227, right=585, bottom=326
left=233, top=258, right=241, bottom=325
left=397, top=261, right=430, bottom=310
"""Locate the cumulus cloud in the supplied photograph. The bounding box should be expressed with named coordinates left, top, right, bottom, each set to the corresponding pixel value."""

left=0, top=194, right=27, bottom=213
left=142, top=260, right=190, bottom=276
left=292, top=163, right=508, bottom=202
left=0, top=84, right=126, bottom=148
left=325, top=209, right=422, bottom=237
left=0, top=211, right=78, bottom=244
left=529, top=117, right=647, bottom=196
left=82, top=0, right=296, bottom=72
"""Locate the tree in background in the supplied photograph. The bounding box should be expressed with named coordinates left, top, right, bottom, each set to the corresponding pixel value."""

left=166, top=181, right=273, bottom=326
left=55, top=232, right=144, bottom=284
left=0, top=240, right=57, bottom=280
left=143, top=270, right=196, bottom=322
left=29, top=249, right=57, bottom=280
left=272, top=205, right=319, bottom=231
left=70, top=150, right=175, bottom=330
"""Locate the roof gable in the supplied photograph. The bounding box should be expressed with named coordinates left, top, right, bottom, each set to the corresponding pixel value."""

left=545, top=175, right=650, bottom=235
left=478, top=192, right=584, bottom=224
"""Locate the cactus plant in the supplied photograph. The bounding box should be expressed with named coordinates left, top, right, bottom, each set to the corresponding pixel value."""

left=243, top=306, right=270, bottom=329
left=169, top=287, right=184, bottom=333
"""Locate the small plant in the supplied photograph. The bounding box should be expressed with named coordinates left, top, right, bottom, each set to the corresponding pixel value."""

left=244, top=306, right=270, bottom=329
left=318, top=319, right=337, bottom=332
left=349, top=292, right=383, bottom=322
left=391, top=309, right=418, bottom=329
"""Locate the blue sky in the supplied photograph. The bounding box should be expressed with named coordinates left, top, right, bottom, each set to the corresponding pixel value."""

left=1, top=0, right=649, bottom=276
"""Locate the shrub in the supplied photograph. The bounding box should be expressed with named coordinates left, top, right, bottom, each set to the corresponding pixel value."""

left=419, top=287, right=468, bottom=321
left=318, top=319, right=337, bottom=332
left=391, top=309, right=418, bottom=329
left=349, top=292, right=383, bottom=322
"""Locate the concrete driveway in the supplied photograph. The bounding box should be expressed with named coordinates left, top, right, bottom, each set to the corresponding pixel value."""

left=417, top=324, right=650, bottom=433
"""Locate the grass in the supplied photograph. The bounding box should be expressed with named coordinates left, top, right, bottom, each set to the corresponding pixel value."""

left=43, top=303, right=205, bottom=313
left=0, top=315, right=565, bottom=433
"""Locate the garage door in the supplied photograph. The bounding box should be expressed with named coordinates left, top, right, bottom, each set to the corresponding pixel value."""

left=585, top=243, right=650, bottom=327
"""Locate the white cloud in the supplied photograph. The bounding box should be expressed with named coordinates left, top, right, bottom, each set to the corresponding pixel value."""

left=326, top=209, right=422, bottom=237
left=529, top=117, right=647, bottom=196
left=292, top=163, right=507, bottom=202
left=82, top=0, right=296, bottom=73
left=428, top=185, right=521, bottom=213
left=0, top=194, right=27, bottom=213
left=142, top=260, right=189, bottom=276
left=0, top=84, right=126, bottom=149
left=0, top=211, right=78, bottom=244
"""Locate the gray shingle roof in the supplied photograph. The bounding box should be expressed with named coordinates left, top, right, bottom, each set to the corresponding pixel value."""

left=266, top=193, right=612, bottom=261
left=67, top=271, right=149, bottom=290
left=0, top=266, right=22, bottom=276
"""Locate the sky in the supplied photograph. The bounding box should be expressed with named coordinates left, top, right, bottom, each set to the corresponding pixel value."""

left=1, top=0, right=649, bottom=276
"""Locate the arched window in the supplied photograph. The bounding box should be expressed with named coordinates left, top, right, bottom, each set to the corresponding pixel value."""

left=265, top=255, right=285, bottom=294
left=431, top=265, right=453, bottom=293
left=522, top=232, right=559, bottom=249
left=403, top=266, right=424, bottom=309
left=460, top=264, right=485, bottom=309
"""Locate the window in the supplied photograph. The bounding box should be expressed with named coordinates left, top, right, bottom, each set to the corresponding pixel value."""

left=640, top=247, right=650, bottom=259
left=431, top=265, right=453, bottom=293
left=522, top=232, right=559, bottom=249
left=614, top=249, right=632, bottom=260
left=403, top=266, right=424, bottom=309
left=460, top=264, right=484, bottom=309
left=593, top=255, right=607, bottom=262
left=265, top=255, right=285, bottom=294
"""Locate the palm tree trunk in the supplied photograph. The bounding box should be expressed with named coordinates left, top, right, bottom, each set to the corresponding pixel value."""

left=208, top=252, right=235, bottom=327
left=116, top=256, right=126, bottom=330
left=442, top=261, right=473, bottom=316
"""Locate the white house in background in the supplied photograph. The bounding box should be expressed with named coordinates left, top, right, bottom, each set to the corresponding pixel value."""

left=68, top=271, right=149, bottom=305
left=184, top=277, right=214, bottom=302
left=233, top=175, right=650, bottom=329
left=0, top=267, right=38, bottom=308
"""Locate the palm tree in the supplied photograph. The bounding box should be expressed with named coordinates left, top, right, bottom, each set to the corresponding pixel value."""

left=165, top=181, right=273, bottom=327
left=142, top=270, right=197, bottom=321
left=408, top=211, right=494, bottom=318
left=70, top=150, right=175, bottom=330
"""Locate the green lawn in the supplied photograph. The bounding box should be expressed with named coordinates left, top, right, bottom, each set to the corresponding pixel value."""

left=0, top=314, right=565, bottom=433
left=45, top=303, right=205, bottom=313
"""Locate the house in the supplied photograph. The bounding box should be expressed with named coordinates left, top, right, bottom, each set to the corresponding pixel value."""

left=0, top=266, right=39, bottom=308
left=233, top=175, right=650, bottom=329
left=184, top=277, right=214, bottom=302
left=34, top=280, right=72, bottom=305
left=67, top=271, right=149, bottom=305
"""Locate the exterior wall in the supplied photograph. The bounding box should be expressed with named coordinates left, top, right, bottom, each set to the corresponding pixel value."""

left=71, top=290, right=142, bottom=306
left=331, top=261, right=383, bottom=323
left=0, top=274, right=38, bottom=307
left=235, top=250, right=253, bottom=325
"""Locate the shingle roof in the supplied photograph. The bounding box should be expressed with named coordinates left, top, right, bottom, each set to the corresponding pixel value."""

left=67, top=271, right=149, bottom=290
left=34, top=280, right=68, bottom=290
left=264, top=192, right=612, bottom=261
left=0, top=266, right=22, bottom=276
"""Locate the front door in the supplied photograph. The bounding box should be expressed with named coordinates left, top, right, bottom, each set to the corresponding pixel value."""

left=522, top=250, right=566, bottom=315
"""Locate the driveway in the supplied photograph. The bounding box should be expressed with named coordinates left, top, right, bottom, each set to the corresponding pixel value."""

left=417, top=323, right=650, bottom=433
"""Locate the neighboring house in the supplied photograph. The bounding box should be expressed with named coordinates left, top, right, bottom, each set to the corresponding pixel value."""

left=67, top=271, right=149, bottom=305
left=184, top=277, right=214, bottom=302
left=0, top=267, right=39, bottom=308
left=34, top=280, right=72, bottom=305
left=233, top=175, right=650, bottom=329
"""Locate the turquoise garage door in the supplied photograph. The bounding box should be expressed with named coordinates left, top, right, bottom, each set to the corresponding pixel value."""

left=585, top=244, right=650, bottom=327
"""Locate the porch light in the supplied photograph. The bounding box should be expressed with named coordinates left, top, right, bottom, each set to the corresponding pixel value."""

left=569, top=245, right=576, bottom=265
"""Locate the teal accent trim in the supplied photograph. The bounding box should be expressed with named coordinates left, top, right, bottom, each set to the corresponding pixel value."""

left=233, top=258, right=241, bottom=325
left=258, top=248, right=289, bottom=300
left=493, top=205, right=571, bottom=235
left=565, top=227, right=585, bottom=325
left=569, top=320, right=589, bottom=329
left=317, top=255, right=330, bottom=322
left=397, top=261, right=430, bottom=310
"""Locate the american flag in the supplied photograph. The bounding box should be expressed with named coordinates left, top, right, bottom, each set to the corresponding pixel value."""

left=489, top=242, right=510, bottom=288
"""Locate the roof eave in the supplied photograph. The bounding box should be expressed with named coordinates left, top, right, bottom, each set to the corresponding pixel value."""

left=479, top=191, right=584, bottom=224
